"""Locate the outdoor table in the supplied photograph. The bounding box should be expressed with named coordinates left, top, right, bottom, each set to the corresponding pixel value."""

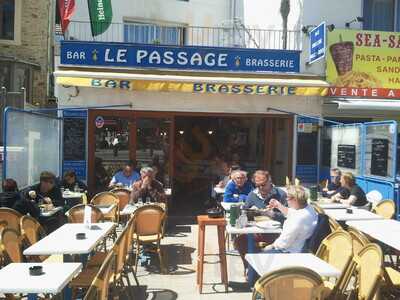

left=227, top=220, right=282, bottom=285
left=0, top=262, right=82, bottom=300
left=245, top=253, right=341, bottom=278
left=316, top=200, right=350, bottom=209
left=62, top=191, right=85, bottom=209
left=23, top=222, right=115, bottom=264
left=221, top=202, right=244, bottom=211
left=40, top=206, right=64, bottom=217
left=346, top=219, right=400, bottom=251
left=324, top=208, right=383, bottom=221
left=95, top=203, right=117, bottom=215
left=120, top=202, right=167, bottom=216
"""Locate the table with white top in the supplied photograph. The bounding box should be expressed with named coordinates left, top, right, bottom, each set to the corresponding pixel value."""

left=245, top=253, right=341, bottom=278
left=40, top=206, right=64, bottom=217
left=0, top=262, right=82, bottom=300
left=164, top=188, right=171, bottom=196
left=226, top=221, right=282, bottom=235
left=62, top=191, right=85, bottom=199
left=346, top=219, right=400, bottom=251
left=23, top=222, right=115, bottom=263
left=324, top=208, right=383, bottom=221
left=317, top=202, right=350, bottom=209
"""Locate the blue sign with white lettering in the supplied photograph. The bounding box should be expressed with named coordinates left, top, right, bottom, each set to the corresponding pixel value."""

left=60, top=41, right=300, bottom=73
left=309, top=22, right=326, bottom=64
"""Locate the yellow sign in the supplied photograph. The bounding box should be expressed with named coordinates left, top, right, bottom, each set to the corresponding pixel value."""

left=56, top=77, right=328, bottom=96
left=327, top=29, right=400, bottom=98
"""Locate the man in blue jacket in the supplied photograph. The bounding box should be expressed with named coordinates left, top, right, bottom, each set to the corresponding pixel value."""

left=223, top=170, right=253, bottom=203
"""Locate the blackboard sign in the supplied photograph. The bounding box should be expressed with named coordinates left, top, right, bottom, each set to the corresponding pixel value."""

left=371, top=138, right=388, bottom=177
left=337, top=144, right=356, bottom=169
left=63, top=118, right=86, bottom=161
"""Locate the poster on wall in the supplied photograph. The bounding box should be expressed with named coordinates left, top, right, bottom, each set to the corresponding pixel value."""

left=327, top=29, right=400, bottom=98
left=337, top=144, right=356, bottom=169
left=370, top=138, right=389, bottom=177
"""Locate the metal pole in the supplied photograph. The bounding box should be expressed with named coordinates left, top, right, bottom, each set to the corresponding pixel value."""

left=266, top=107, right=343, bottom=125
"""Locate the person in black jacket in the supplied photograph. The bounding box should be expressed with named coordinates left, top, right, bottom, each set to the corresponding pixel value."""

left=61, top=170, right=87, bottom=191
left=28, top=171, right=63, bottom=207
left=0, top=178, right=40, bottom=219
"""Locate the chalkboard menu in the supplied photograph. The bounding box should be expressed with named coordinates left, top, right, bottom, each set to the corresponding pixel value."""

left=337, top=144, right=356, bottom=169
left=371, top=138, right=388, bottom=177
left=63, top=118, right=86, bottom=161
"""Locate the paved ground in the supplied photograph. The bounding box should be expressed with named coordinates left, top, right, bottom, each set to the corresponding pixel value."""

left=127, top=217, right=252, bottom=300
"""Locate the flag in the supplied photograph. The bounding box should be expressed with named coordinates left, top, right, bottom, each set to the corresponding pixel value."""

left=87, top=0, right=113, bottom=37
left=58, top=0, right=76, bottom=33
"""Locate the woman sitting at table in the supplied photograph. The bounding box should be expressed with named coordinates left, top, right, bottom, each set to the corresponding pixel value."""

left=261, top=185, right=318, bottom=253
left=61, top=170, right=87, bottom=192
left=223, top=170, right=253, bottom=203
left=0, top=178, right=40, bottom=219
left=331, top=172, right=367, bottom=207
left=130, top=167, right=166, bottom=203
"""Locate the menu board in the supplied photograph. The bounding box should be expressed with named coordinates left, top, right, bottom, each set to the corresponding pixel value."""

left=370, top=138, right=388, bottom=177
left=63, top=118, right=86, bottom=161
left=337, top=144, right=356, bottom=169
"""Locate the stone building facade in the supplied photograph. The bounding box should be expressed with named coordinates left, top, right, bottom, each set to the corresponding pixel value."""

left=0, top=0, right=53, bottom=106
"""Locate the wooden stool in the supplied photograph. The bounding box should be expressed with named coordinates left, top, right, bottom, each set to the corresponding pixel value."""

left=196, top=215, right=228, bottom=293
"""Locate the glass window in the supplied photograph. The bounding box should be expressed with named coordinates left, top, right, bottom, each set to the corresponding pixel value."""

left=364, top=0, right=395, bottom=31
left=0, top=0, right=15, bottom=40
left=123, top=22, right=183, bottom=45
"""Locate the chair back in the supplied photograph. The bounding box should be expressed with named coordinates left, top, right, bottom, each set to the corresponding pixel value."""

left=316, top=230, right=353, bottom=275
left=111, top=188, right=131, bottom=210
left=347, top=226, right=370, bottom=255
left=302, top=213, right=331, bottom=254
left=124, top=215, right=135, bottom=258
left=113, top=224, right=128, bottom=278
left=253, top=266, right=324, bottom=300
left=310, top=203, right=324, bottom=214
left=20, top=215, right=46, bottom=246
left=372, top=199, right=395, bottom=219
left=328, top=216, right=341, bottom=232
left=133, top=205, right=165, bottom=237
left=357, top=243, right=384, bottom=300
left=0, top=208, right=23, bottom=234
left=84, top=251, right=116, bottom=300
left=0, top=228, right=23, bottom=263
left=91, top=192, right=119, bottom=222
left=68, top=204, right=104, bottom=223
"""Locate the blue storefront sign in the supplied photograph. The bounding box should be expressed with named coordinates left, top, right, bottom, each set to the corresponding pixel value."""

left=309, top=22, right=326, bottom=64
left=61, top=41, right=300, bottom=73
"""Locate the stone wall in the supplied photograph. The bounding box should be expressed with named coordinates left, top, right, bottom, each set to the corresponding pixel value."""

left=0, top=0, right=51, bottom=105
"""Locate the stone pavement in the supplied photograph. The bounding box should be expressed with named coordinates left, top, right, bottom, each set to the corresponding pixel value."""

left=129, top=217, right=253, bottom=300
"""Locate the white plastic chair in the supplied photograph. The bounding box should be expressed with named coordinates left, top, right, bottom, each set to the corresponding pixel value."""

left=366, top=190, right=383, bottom=206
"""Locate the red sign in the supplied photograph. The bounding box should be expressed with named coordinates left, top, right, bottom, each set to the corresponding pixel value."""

left=328, top=87, right=400, bottom=98
left=58, top=0, right=76, bottom=33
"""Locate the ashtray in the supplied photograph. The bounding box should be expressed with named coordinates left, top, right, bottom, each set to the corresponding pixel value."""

left=29, top=265, right=43, bottom=276
left=76, top=232, right=86, bottom=239
left=346, top=208, right=353, bottom=214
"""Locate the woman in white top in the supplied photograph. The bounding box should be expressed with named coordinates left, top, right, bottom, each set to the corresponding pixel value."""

left=264, top=185, right=318, bottom=253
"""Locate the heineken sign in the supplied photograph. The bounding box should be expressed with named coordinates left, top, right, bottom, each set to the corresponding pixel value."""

left=87, top=0, right=112, bottom=36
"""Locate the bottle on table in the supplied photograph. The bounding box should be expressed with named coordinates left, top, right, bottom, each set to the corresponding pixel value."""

left=237, top=206, right=248, bottom=228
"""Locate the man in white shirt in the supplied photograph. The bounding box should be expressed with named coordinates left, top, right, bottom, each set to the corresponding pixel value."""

left=264, top=185, right=318, bottom=253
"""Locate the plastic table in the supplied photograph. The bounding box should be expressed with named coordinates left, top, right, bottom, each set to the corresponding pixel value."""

left=0, top=262, right=82, bottom=300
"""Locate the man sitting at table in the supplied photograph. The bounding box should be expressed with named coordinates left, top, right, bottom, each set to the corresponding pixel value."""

left=0, top=178, right=40, bottom=219
left=27, top=171, right=65, bottom=233
left=235, top=170, right=287, bottom=268
left=130, top=167, right=166, bottom=203
left=331, top=172, right=367, bottom=207
left=262, top=185, right=318, bottom=253
left=109, top=161, right=140, bottom=189
left=322, top=168, right=345, bottom=198
left=62, top=170, right=87, bottom=192
left=223, top=170, right=253, bottom=203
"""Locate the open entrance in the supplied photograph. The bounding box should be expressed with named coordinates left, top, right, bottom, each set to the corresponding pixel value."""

left=171, top=115, right=293, bottom=215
